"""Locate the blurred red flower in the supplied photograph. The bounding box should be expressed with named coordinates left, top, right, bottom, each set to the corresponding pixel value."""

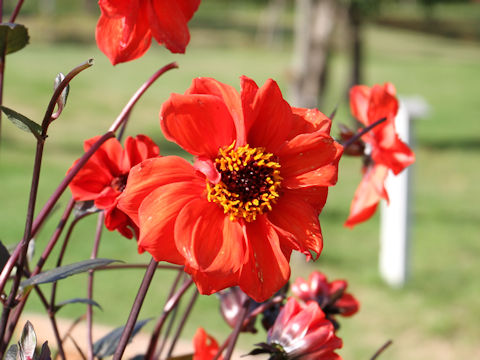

left=345, top=83, right=415, bottom=227
left=96, top=0, right=201, bottom=65
left=265, top=297, right=342, bottom=360
left=193, top=328, right=222, bottom=360
left=118, top=76, right=343, bottom=302
left=292, top=271, right=359, bottom=328
left=69, top=135, right=159, bottom=238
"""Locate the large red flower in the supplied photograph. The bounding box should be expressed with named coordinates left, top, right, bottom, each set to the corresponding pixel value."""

left=96, top=0, right=201, bottom=65
left=345, top=83, right=415, bottom=228
left=68, top=135, right=159, bottom=238
left=265, top=297, right=342, bottom=360
left=118, top=76, right=343, bottom=302
left=193, top=328, right=222, bottom=360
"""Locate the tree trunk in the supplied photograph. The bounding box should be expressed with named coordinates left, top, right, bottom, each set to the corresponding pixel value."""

left=290, top=0, right=338, bottom=108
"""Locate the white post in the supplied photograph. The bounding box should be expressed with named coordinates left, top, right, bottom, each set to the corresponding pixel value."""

left=379, top=101, right=413, bottom=287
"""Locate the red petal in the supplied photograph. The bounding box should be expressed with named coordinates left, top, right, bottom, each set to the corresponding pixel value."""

left=239, top=76, right=259, bottom=143
left=160, top=93, right=236, bottom=158
left=122, top=135, right=160, bottom=171
left=175, top=199, right=246, bottom=273
left=239, top=217, right=290, bottom=302
left=279, top=131, right=343, bottom=188
left=117, top=156, right=201, bottom=225
left=193, top=328, right=220, bottom=360
left=349, top=85, right=371, bottom=126
left=83, top=136, right=123, bottom=176
left=68, top=159, right=113, bottom=201
left=188, top=265, right=238, bottom=296
left=103, top=205, right=138, bottom=239
left=246, top=79, right=293, bottom=153
left=146, top=0, right=200, bottom=53
left=373, top=131, right=415, bottom=175
left=268, top=191, right=323, bottom=259
left=344, top=164, right=389, bottom=228
left=137, top=181, right=203, bottom=265
left=95, top=6, right=151, bottom=65
left=289, top=107, right=332, bottom=139
left=367, top=84, right=398, bottom=127
left=187, top=77, right=245, bottom=146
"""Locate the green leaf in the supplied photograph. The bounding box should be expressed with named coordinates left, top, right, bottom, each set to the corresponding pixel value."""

left=20, top=258, right=120, bottom=293
left=56, top=298, right=102, bottom=312
left=93, top=318, right=152, bottom=358
left=1, top=105, right=42, bottom=141
left=0, top=23, right=29, bottom=55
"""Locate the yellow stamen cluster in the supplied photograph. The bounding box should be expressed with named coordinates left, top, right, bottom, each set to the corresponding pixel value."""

left=206, top=142, right=282, bottom=222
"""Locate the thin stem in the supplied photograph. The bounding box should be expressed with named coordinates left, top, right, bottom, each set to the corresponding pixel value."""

left=42, top=59, right=94, bottom=132
left=95, top=264, right=183, bottom=271
left=224, top=299, right=250, bottom=360
left=30, top=132, right=114, bottom=240
left=32, top=198, right=75, bottom=277
left=343, top=117, right=387, bottom=149
left=213, top=334, right=232, bottom=360
left=147, top=269, right=184, bottom=357
left=165, top=289, right=199, bottom=359
left=370, top=340, right=393, bottom=360
left=112, top=258, right=158, bottom=360
left=0, top=201, right=77, bottom=350
left=144, top=278, right=194, bottom=360
left=0, top=135, right=46, bottom=353
left=156, top=299, right=180, bottom=359
left=87, top=212, right=104, bottom=360
left=109, top=62, right=178, bottom=133
left=9, top=0, right=25, bottom=22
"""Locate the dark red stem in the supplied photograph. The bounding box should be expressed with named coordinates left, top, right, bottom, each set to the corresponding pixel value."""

left=87, top=212, right=104, bottom=360
left=144, top=278, right=194, bottom=360
left=112, top=258, right=159, bottom=360
left=343, top=117, right=387, bottom=149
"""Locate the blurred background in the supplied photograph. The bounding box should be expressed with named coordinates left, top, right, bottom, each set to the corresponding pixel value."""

left=0, top=0, right=479, bottom=359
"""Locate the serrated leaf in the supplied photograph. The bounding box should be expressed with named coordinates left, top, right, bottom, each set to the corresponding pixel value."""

left=0, top=240, right=10, bottom=272
left=20, top=258, right=120, bottom=293
left=1, top=106, right=42, bottom=141
left=19, top=321, right=36, bottom=360
left=5, top=344, right=18, bottom=360
left=37, top=342, right=52, bottom=360
left=56, top=298, right=102, bottom=311
left=0, top=23, right=29, bottom=55
left=93, top=318, right=152, bottom=358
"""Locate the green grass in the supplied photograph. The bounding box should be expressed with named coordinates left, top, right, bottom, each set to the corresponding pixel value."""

left=0, top=3, right=479, bottom=359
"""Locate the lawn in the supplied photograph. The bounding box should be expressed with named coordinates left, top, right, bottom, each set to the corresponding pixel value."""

left=0, top=2, right=479, bottom=359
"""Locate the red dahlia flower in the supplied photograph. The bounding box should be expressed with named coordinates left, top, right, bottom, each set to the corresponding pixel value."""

left=118, top=76, right=343, bottom=302
left=193, top=328, right=222, bottom=360
left=96, top=0, right=201, bottom=65
left=68, top=135, right=159, bottom=238
left=345, top=83, right=415, bottom=228
left=255, top=297, right=342, bottom=360
left=292, top=271, right=359, bottom=328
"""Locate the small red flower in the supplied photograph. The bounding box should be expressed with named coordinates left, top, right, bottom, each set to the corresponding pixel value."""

left=345, top=83, right=415, bottom=228
left=68, top=135, right=159, bottom=238
left=193, top=328, right=222, bottom=360
left=118, top=76, right=343, bottom=302
left=263, top=297, right=342, bottom=360
left=96, top=0, right=201, bottom=65
left=292, top=271, right=359, bottom=327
